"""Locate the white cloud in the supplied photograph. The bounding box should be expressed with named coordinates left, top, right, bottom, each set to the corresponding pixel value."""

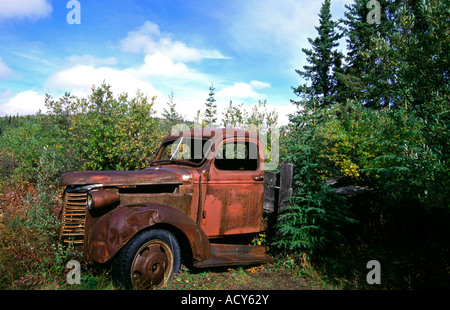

left=44, top=20, right=282, bottom=125
left=66, top=55, right=118, bottom=67
left=0, top=0, right=52, bottom=21
left=0, top=57, right=13, bottom=78
left=0, top=90, right=46, bottom=116
left=216, top=82, right=267, bottom=101
left=46, top=64, right=163, bottom=99
left=120, top=20, right=161, bottom=53
left=127, top=53, right=189, bottom=78
left=43, top=20, right=229, bottom=118
left=45, top=52, right=213, bottom=118
left=250, top=80, right=271, bottom=89
left=120, top=21, right=229, bottom=62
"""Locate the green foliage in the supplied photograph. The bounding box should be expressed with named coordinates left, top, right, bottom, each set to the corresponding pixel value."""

left=339, top=0, right=449, bottom=109
left=293, top=0, right=343, bottom=108
left=0, top=114, right=67, bottom=185
left=331, top=0, right=450, bottom=215
left=275, top=104, right=356, bottom=255
left=315, top=101, right=449, bottom=214
left=279, top=0, right=449, bottom=288
left=45, top=83, right=165, bottom=171
left=221, top=100, right=279, bottom=170
left=0, top=83, right=172, bottom=289
left=338, top=0, right=401, bottom=107
left=162, top=91, right=183, bottom=123
left=203, top=84, right=217, bottom=126
left=279, top=0, right=361, bottom=251
left=1, top=83, right=168, bottom=185
left=222, top=100, right=278, bottom=130
left=0, top=178, right=71, bottom=289
left=0, top=0, right=448, bottom=289
left=275, top=186, right=352, bottom=254
left=0, top=114, right=37, bottom=136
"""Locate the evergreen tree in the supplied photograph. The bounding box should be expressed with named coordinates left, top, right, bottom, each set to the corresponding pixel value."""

left=292, top=0, right=343, bottom=110
left=338, top=0, right=401, bottom=108
left=162, top=91, right=183, bottom=122
left=380, top=0, right=449, bottom=112
left=203, top=84, right=217, bottom=126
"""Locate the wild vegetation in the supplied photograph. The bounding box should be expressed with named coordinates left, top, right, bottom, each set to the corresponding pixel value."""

left=277, top=0, right=449, bottom=289
left=0, top=0, right=448, bottom=289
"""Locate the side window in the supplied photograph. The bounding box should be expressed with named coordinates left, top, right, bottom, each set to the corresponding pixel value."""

left=214, top=141, right=259, bottom=171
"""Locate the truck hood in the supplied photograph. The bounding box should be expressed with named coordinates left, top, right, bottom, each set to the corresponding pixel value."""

left=59, top=166, right=192, bottom=187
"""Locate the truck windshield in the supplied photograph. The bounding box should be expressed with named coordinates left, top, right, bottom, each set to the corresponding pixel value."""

left=153, top=138, right=213, bottom=166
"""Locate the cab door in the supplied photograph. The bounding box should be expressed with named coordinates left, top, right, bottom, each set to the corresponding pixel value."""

left=201, top=137, right=265, bottom=237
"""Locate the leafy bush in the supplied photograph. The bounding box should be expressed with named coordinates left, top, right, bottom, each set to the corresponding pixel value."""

left=276, top=96, right=449, bottom=287
left=274, top=106, right=357, bottom=255
left=0, top=84, right=170, bottom=289
left=0, top=179, right=72, bottom=289
left=45, top=83, right=166, bottom=171
left=275, top=185, right=352, bottom=254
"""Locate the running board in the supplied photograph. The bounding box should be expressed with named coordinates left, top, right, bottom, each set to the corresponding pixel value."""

left=194, top=243, right=274, bottom=268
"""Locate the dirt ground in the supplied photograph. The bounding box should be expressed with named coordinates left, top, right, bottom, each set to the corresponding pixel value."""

left=164, top=263, right=324, bottom=290
left=223, top=269, right=315, bottom=290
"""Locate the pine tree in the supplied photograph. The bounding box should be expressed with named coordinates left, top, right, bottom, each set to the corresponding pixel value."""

left=162, top=91, right=182, bottom=122
left=292, top=0, right=343, bottom=110
left=203, top=84, right=217, bottom=126
left=338, top=0, right=401, bottom=108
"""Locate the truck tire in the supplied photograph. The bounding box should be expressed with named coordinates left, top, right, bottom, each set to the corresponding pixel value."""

left=112, top=229, right=181, bottom=289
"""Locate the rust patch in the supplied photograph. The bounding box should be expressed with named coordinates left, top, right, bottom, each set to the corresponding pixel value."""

left=59, top=167, right=189, bottom=187
left=118, top=193, right=193, bottom=215
left=87, top=204, right=211, bottom=264
left=202, top=184, right=264, bottom=236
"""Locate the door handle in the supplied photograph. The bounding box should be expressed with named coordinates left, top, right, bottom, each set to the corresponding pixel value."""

left=253, top=176, right=265, bottom=181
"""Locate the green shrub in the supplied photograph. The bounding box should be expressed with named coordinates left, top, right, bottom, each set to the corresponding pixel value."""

left=45, top=84, right=166, bottom=172
left=0, top=84, right=171, bottom=289
left=275, top=184, right=353, bottom=254
left=275, top=107, right=357, bottom=255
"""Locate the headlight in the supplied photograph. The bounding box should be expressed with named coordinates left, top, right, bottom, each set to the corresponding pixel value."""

left=87, top=190, right=120, bottom=211
left=87, top=192, right=94, bottom=210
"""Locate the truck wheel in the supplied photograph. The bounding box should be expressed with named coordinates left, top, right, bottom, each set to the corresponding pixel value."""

left=113, top=229, right=181, bottom=289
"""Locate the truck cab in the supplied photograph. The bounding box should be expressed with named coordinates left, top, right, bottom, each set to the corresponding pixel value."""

left=58, top=128, right=273, bottom=289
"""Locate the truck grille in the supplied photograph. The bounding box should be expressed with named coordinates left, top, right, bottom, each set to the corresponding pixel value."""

left=60, top=191, right=87, bottom=244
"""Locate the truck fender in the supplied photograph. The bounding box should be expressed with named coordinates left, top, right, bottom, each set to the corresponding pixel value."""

left=86, top=204, right=212, bottom=264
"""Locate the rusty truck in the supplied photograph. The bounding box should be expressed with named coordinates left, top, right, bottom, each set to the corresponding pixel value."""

left=58, top=127, right=274, bottom=289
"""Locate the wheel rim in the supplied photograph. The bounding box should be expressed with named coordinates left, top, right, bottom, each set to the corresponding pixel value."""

left=131, top=240, right=174, bottom=289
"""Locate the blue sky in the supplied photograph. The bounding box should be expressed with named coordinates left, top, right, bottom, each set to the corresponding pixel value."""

left=0, top=0, right=352, bottom=125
